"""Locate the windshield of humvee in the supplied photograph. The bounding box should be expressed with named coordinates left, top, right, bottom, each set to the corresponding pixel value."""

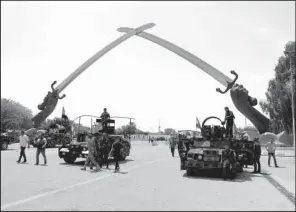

left=178, top=131, right=200, bottom=139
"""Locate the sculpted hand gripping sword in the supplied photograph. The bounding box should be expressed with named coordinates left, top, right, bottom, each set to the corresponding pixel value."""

left=117, top=26, right=257, bottom=106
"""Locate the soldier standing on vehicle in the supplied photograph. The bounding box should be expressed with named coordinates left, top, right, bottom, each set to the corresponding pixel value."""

left=169, top=136, right=177, bottom=157
left=265, top=138, right=279, bottom=167
left=34, top=134, right=47, bottom=165
left=109, top=138, right=123, bottom=172
left=252, top=139, right=261, bottom=173
left=17, top=130, right=30, bottom=163
left=100, top=108, right=110, bottom=131
left=224, top=107, right=235, bottom=138
left=81, top=134, right=100, bottom=171
left=222, top=144, right=236, bottom=180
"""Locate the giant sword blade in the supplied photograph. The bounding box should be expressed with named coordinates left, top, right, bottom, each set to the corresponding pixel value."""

left=117, top=26, right=257, bottom=104
left=31, top=23, right=155, bottom=128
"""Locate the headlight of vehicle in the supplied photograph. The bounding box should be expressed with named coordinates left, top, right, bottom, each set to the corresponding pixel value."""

left=197, top=155, right=203, bottom=160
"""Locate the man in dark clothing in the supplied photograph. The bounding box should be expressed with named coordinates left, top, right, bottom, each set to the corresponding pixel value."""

left=222, top=144, right=236, bottom=180
left=100, top=108, right=110, bottom=131
left=34, top=134, right=47, bottom=165
left=109, top=138, right=123, bottom=172
left=99, top=133, right=110, bottom=169
left=224, top=107, right=235, bottom=138
left=169, top=137, right=177, bottom=157
left=252, top=139, right=261, bottom=173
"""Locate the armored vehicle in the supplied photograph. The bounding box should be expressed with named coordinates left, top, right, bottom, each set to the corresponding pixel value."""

left=180, top=116, right=255, bottom=178
left=58, top=117, right=131, bottom=164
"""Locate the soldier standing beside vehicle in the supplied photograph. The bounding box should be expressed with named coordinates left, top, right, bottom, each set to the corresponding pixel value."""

left=34, top=134, right=47, bottom=165
left=222, top=144, right=236, bottom=180
left=17, top=131, right=30, bottom=163
left=177, top=134, right=186, bottom=157
left=99, top=133, right=110, bottom=169
left=109, top=138, right=123, bottom=172
left=81, top=134, right=100, bottom=171
left=265, top=138, right=279, bottom=167
left=252, top=139, right=261, bottom=173
left=224, top=107, right=235, bottom=138
left=100, top=108, right=110, bottom=131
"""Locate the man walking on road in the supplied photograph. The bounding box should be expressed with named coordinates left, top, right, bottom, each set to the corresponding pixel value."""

left=169, top=136, right=177, bottom=157
left=34, top=134, right=47, bottom=165
left=81, top=134, right=100, bottom=171
left=266, top=138, right=279, bottom=167
left=252, top=139, right=261, bottom=173
left=109, top=138, right=123, bottom=172
left=17, top=130, right=30, bottom=163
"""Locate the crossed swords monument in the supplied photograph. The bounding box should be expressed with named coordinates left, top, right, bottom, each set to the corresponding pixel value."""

left=28, top=23, right=270, bottom=136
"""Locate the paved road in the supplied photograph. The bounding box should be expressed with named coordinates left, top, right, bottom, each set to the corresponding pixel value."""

left=1, top=142, right=295, bottom=211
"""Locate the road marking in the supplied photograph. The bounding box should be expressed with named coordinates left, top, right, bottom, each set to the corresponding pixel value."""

left=262, top=172, right=295, bottom=205
left=1, top=157, right=169, bottom=210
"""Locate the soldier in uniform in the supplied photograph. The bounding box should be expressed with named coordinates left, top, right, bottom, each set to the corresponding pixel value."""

left=98, top=132, right=110, bottom=169
left=100, top=108, right=110, bottom=132
left=224, top=107, right=235, bottom=138
left=109, top=137, right=123, bottom=172
left=252, top=139, right=261, bottom=173
left=169, top=136, right=177, bottom=157
left=222, top=144, right=236, bottom=180
left=81, top=134, right=100, bottom=171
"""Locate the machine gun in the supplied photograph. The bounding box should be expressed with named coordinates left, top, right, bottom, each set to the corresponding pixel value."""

left=201, top=116, right=226, bottom=140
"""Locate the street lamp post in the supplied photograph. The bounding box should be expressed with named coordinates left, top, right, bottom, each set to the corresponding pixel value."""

left=284, top=50, right=296, bottom=151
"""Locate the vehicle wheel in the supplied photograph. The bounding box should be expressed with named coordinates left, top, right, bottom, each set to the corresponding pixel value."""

left=1, top=141, right=8, bottom=150
left=186, top=168, right=194, bottom=176
left=63, top=156, right=76, bottom=164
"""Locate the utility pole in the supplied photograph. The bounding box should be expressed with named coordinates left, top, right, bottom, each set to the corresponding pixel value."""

left=158, top=118, right=161, bottom=133
left=284, top=50, right=296, bottom=151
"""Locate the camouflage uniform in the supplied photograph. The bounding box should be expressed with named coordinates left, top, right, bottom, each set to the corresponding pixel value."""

left=252, top=141, right=261, bottom=173
left=98, top=135, right=110, bottom=168
left=222, top=148, right=236, bottom=180
left=82, top=136, right=100, bottom=171
left=169, top=137, right=177, bottom=157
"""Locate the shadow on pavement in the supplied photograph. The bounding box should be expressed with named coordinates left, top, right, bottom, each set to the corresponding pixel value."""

left=3, top=148, right=19, bottom=151
left=59, top=159, right=135, bottom=167
left=182, top=169, right=271, bottom=182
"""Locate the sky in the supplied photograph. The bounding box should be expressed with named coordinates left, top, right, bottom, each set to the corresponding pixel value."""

left=1, top=1, right=295, bottom=132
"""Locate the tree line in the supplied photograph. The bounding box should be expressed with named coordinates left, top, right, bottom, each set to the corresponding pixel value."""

left=259, top=41, right=295, bottom=134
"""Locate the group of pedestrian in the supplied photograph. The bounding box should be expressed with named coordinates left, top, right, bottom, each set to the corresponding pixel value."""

left=252, top=138, right=279, bottom=173
left=81, top=133, right=123, bottom=173
left=17, top=130, right=47, bottom=165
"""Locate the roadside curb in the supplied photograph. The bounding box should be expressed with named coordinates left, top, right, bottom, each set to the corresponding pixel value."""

left=261, top=152, right=295, bottom=157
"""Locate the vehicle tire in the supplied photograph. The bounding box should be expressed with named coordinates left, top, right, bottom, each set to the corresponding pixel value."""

left=186, top=168, right=194, bottom=176
left=1, top=141, right=9, bottom=150
left=63, top=156, right=76, bottom=164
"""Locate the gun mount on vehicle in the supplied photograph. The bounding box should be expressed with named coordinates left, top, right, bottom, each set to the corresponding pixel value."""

left=180, top=116, right=255, bottom=178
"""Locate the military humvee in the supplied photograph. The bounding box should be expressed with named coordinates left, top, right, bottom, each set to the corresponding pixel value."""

left=180, top=116, right=255, bottom=178
left=58, top=118, right=131, bottom=164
